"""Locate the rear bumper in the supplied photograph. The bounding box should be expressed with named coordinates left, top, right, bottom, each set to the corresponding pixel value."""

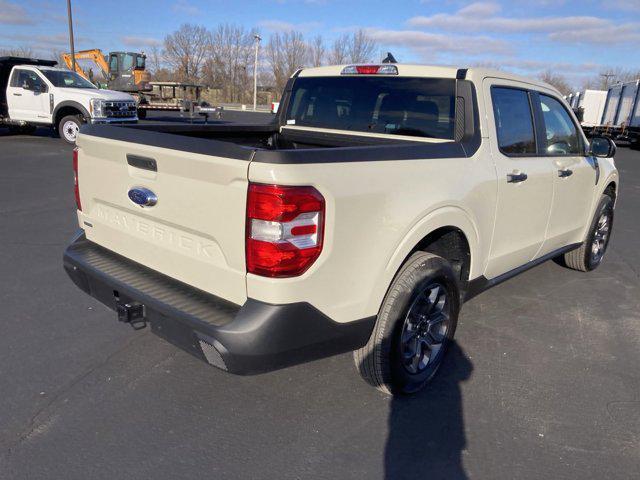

left=63, top=231, right=374, bottom=374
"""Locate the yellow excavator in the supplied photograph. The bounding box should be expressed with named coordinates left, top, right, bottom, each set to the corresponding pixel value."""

left=62, top=49, right=152, bottom=95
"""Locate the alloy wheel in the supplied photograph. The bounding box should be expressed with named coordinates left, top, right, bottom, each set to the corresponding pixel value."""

left=399, top=282, right=451, bottom=375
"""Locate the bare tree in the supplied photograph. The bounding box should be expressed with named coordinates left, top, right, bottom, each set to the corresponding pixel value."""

left=347, top=30, right=377, bottom=64
left=146, top=45, right=172, bottom=81
left=308, top=35, right=325, bottom=67
left=205, top=24, right=257, bottom=104
left=327, top=30, right=377, bottom=65
left=328, top=34, right=348, bottom=64
left=147, top=45, right=162, bottom=73
left=582, top=67, right=640, bottom=90
left=265, top=30, right=308, bottom=96
left=48, top=49, right=66, bottom=66
left=163, top=24, right=211, bottom=83
left=539, top=70, right=573, bottom=95
left=0, top=46, right=34, bottom=57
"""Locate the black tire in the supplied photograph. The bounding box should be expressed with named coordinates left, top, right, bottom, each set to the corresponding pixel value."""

left=354, top=251, right=460, bottom=395
left=137, top=109, right=147, bottom=120
left=58, top=114, right=83, bottom=144
left=563, top=194, right=614, bottom=271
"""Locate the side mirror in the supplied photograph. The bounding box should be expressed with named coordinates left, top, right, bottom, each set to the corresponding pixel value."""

left=589, top=136, right=616, bottom=158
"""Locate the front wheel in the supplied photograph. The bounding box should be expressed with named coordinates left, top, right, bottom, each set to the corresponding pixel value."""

left=563, top=194, right=614, bottom=271
left=354, top=251, right=460, bottom=395
left=58, top=115, right=84, bottom=144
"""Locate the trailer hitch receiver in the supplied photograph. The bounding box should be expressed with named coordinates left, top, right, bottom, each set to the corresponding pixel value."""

left=116, top=301, right=146, bottom=330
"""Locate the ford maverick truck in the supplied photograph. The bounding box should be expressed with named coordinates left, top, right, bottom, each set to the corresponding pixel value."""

left=63, top=64, right=619, bottom=394
left=0, top=56, right=137, bottom=144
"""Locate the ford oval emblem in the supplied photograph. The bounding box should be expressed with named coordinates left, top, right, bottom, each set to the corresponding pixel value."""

left=128, top=187, right=157, bottom=207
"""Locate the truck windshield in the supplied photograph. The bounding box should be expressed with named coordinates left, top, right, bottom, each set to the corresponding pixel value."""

left=41, top=70, right=96, bottom=89
left=286, top=76, right=456, bottom=140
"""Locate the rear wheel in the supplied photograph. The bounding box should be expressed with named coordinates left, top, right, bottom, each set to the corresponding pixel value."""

left=354, top=251, right=460, bottom=395
left=58, top=115, right=83, bottom=144
left=563, top=194, right=614, bottom=271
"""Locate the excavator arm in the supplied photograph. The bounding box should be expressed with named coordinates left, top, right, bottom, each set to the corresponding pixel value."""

left=61, top=49, right=109, bottom=82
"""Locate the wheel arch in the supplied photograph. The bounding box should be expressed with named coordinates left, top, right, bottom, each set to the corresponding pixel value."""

left=53, top=101, right=90, bottom=128
left=603, top=180, right=617, bottom=202
left=367, top=206, right=480, bottom=314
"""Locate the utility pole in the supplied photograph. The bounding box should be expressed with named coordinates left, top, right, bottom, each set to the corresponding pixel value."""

left=600, top=73, right=615, bottom=89
left=253, top=34, right=261, bottom=111
left=66, top=0, right=76, bottom=71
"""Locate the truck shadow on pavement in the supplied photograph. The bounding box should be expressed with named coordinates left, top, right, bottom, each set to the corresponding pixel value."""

left=375, top=341, right=473, bottom=480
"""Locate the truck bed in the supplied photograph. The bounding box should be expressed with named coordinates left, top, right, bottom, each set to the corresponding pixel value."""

left=80, top=122, right=471, bottom=165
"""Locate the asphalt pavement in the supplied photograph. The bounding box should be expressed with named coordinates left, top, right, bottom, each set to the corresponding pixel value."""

left=0, top=116, right=638, bottom=479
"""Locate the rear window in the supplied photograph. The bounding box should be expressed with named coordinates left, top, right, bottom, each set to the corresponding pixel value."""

left=286, top=76, right=456, bottom=140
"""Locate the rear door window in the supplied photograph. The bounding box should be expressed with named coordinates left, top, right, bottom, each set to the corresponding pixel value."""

left=286, top=76, right=456, bottom=140
left=491, top=87, right=536, bottom=155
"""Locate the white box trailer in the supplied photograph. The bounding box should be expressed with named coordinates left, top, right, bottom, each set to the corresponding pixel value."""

left=577, top=90, right=608, bottom=129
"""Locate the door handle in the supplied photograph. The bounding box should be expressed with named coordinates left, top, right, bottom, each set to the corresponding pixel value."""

left=507, top=172, right=528, bottom=183
left=558, top=169, right=573, bottom=178
left=12, top=93, right=22, bottom=96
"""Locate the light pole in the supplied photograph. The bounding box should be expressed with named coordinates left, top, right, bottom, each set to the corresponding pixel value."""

left=67, top=0, right=76, bottom=71
left=253, top=34, right=261, bottom=111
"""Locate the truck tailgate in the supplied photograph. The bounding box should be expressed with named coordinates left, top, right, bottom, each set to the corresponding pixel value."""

left=75, top=130, right=252, bottom=305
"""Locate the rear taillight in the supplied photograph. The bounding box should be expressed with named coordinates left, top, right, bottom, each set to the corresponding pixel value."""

left=246, top=183, right=325, bottom=278
left=73, top=147, right=81, bottom=211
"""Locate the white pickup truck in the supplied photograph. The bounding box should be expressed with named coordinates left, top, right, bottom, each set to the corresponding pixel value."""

left=63, top=64, right=619, bottom=394
left=0, top=56, right=137, bottom=144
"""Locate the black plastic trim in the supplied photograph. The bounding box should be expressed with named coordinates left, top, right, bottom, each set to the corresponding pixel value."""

left=124, top=122, right=278, bottom=135
left=80, top=124, right=257, bottom=161
left=464, top=243, right=582, bottom=301
left=457, top=79, right=481, bottom=155
left=63, top=232, right=375, bottom=374
left=126, top=154, right=157, bottom=171
left=253, top=140, right=467, bottom=164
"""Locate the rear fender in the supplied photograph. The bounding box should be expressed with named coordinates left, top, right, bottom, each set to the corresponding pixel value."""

left=366, top=205, right=480, bottom=315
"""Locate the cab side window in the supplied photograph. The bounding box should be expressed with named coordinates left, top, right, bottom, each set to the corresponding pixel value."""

left=538, top=95, right=582, bottom=155
left=10, top=69, right=27, bottom=87
left=10, top=69, right=46, bottom=92
left=491, top=87, right=536, bottom=155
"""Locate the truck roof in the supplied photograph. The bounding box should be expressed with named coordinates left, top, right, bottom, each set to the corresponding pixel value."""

left=297, top=63, right=557, bottom=93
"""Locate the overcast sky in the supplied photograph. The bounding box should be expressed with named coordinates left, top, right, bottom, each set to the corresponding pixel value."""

left=1, top=0, right=639, bottom=86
